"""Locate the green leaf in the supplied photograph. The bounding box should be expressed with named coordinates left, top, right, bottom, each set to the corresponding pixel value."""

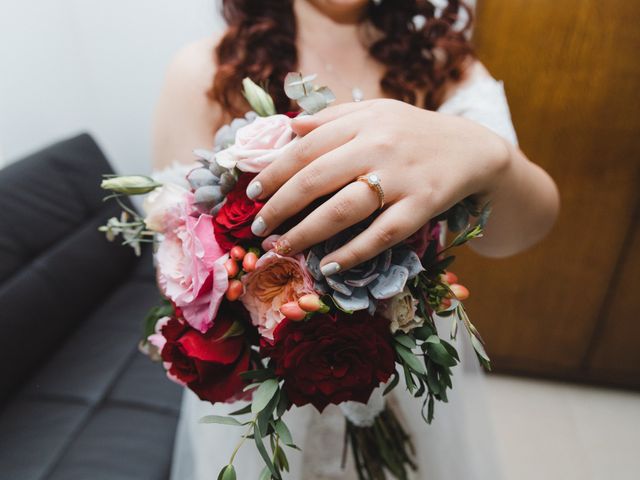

left=217, top=465, right=237, bottom=480
left=257, top=391, right=280, bottom=437
left=273, top=419, right=293, bottom=446
left=258, top=466, right=271, bottom=480
left=412, top=325, right=435, bottom=341
left=394, top=333, right=417, bottom=350
left=395, top=344, right=427, bottom=375
left=254, top=418, right=280, bottom=479
left=402, top=363, right=416, bottom=394
left=276, top=388, right=290, bottom=418
left=383, top=371, right=400, bottom=396
left=424, top=335, right=441, bottom=345
left=240, top=368, right=276, bottom=382
left=228, top=404, right=252, bottom=416
left=142, top=300, right=174, bottom=341
left=252, top=379, right=279, bottom=415
left=426, top=342, right=457, bottom=367
left=471, top=334, right=492, bottom=370
left=441, top=339, right=460, bottom=361
left=274, top=445, right=290, bottom=472
left=199, top=415, right=243, bottom=426
left=218, top=320, right=245, bottom=341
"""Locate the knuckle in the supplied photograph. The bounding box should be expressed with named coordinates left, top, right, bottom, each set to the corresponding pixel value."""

left=296, top=165, right=321, bottom=194
left=372, top=133, right=395, bottom=152
left=372, top=223, right=400, bottom=248
left=327, top=197, right=354, bottom=224
left=291, top=137, right=311, bottom=163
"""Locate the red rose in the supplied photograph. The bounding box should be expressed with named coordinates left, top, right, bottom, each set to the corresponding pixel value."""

left=261, top=311, right=395, bottom=412
left=214, top=174, right=264, bottom=250
left=160, top=303, right=251, bottom=403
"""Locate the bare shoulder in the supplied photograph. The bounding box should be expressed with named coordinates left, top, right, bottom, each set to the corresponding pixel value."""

left=440, top=59, right=493, bottom=104
left=152, top=35, right=225, bottom=170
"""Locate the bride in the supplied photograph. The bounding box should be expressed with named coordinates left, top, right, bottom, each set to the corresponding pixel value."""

left=153, top=1, right=559, bottom=478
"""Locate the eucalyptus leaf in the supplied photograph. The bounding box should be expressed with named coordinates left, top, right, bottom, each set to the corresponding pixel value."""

left=240, top=369, right=275, bottom=383
left=273, top=419, right=294, bottom=446
left=259, top=466, right=271, bottom=480
left=471, top=334, right=491, bottom=369
left=252, top=379, right=279, bottom=415
left=199, top=415, right=243, bottom=427
left=383, top=371, right=400, bottom=395
left=254, top=419, right=280, bottom=479
left=228, top=404, right=252, bottom=416
left=217, top=465, right=237, bottom=480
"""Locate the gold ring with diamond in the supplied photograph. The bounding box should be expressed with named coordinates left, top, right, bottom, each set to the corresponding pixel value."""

left=357, top=173, right=385, bottom=210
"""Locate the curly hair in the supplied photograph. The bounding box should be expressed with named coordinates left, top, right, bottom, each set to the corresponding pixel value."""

left=210, top=0, right=474, bottom=117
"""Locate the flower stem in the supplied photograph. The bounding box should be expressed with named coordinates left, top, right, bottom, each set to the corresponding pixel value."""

left=229, top=416, right=257, bottom=465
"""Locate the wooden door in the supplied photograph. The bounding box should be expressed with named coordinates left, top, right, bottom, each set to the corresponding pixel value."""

left=455, top=0, right=640, bottom=387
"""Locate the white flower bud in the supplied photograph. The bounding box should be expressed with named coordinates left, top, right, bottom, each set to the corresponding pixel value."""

left=101, top=175, right=161, bottom=195
left=241, top=78, right=276, bottom=117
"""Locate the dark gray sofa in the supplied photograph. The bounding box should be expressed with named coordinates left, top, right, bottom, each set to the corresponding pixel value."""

left=0, top=134, right=182, bottom=480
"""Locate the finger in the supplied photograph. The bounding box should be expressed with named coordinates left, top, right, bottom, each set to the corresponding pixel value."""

left=250, top=141, right=365, bottom=237
left=319, top=200, right=427, bottom=275
left=246, top=114, right=358, bottom=201
left=273, top=180, right=382, bottom=256
left=291, top=100, right=375, bottom=136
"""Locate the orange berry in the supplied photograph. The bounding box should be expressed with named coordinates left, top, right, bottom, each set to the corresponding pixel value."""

left=230, top=246, right=246, bottom=261
left=298, top=293, right=324, bottom=312
left=441, top=271, right=459, bottom=285
left=224, top=258, right=239, bottom=278
left=225, top=279, right=244, bottom=301
left=449, top=283, right=470, bottom=300
left=439, top=298, right=453, bottom=310
left=242, top=252, right=259, bottom=272
left=280, top=301, right=307, bottom=321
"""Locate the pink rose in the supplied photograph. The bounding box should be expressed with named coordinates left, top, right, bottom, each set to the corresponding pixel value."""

left=241, top=252, right=315, bottom=339
left=156, top=195, right=228, bottom=333
left=142, top=183, right=189, bottom=233
left=215, top=114, right=295, bottom=173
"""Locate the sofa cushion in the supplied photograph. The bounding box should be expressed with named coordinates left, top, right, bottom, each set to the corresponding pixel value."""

left=0, top=134, right=138, bottom=403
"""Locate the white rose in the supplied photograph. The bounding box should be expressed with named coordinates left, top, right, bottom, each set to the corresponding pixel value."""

left=142, top=183, right=189, bottom=233
left=382, top=287, right=424, bottom=334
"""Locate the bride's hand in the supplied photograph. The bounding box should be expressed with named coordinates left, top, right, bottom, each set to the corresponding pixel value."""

left=247, top=99, right=512, bottom=274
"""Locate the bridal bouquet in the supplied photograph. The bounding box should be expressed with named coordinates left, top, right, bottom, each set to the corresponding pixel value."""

left=100, top=74, right=491, bottom=480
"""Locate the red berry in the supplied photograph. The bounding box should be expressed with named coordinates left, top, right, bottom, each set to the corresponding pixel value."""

left=280, top=301, right=307, bottom=321
left=226, top=279, right=244, bottom=301
left=441, top=271, right=459, bottom=285
left=242, top=252, right=258, bottom=272
left=298, top=294, right=323, bottom=312
left=230, top=246, right=246, bottom=261
left=224, top=258, right=239, bottom=278
left=449, top=283, right=470, bottom=300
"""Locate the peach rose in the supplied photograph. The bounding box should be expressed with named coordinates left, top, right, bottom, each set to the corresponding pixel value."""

left=215, top=114, right=295, bottom=173
left=241, top=252, right=315, bottom=339
left=142, top=183, right=189, bottom=233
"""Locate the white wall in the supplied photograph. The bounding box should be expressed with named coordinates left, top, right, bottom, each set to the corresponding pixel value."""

left=0, top=0, right=223, bottom=173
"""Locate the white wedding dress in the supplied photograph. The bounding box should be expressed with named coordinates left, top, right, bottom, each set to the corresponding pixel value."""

left=167, top=71, right=518, bottom=480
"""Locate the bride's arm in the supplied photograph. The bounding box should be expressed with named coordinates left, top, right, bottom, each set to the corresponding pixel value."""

left=152, top=37, right=223, bottom=170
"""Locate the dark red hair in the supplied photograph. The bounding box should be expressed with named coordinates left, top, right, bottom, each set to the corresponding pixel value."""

left=211, top=0, right=474, bottom=116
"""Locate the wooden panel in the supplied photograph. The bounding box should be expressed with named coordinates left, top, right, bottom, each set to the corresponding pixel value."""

left=585, top=197, right=640, bottom=387
left=452, top=0, right=640, bottom=378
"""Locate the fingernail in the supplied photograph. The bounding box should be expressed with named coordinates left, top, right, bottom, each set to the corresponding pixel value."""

left=274, top=238, right=292, bottom=255
left=320, top=262, right=341, bottom=277
left=246, top=181, right=263, bottom=200
left=251, top=216, right=267, bottom=236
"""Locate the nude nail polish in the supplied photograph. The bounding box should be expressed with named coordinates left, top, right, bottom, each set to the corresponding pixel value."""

left=320, top=262, right=341, bottom=277
left=274, top=238, right=292, bottom=255
left=246, top=181, right=263, bottom=200
left=251, top=216, right=267, bottom=236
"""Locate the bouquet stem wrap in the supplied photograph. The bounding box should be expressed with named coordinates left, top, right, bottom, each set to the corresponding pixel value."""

left=341, top=386, right=416, bottom=480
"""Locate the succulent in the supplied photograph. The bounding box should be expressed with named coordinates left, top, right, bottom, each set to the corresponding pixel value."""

left=186, top=152, right=236, bottom=216
left=306, top=224, right=424, bottom=313
left=213, top=111, right=258, bottom=152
